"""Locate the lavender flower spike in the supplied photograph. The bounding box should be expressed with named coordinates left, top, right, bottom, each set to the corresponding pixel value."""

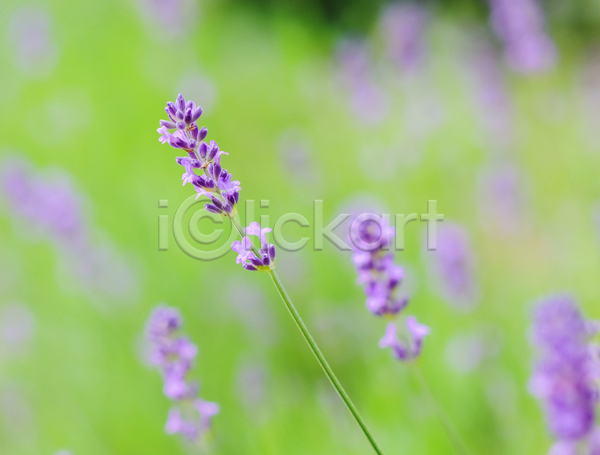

left=158, top=94, right=240, bottom=217
left=158, top=97, right=384, bottom=454
left=146, top=305, right=219, bottom=442
left=351, top=216, right=428, bottom=362
left=529, top=295, right=598, bottom=452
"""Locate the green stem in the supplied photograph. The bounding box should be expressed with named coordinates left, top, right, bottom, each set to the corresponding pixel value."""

left=412, top=364, right=468, bottom=455
left=228, top=215, right=383, bottom=454
left=268, top=269, right=384, bottom=455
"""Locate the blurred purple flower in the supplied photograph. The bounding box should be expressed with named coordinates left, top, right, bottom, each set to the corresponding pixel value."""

left=137, top=0, right=198, bottom=39
left=8, top=7, right=58, bottom=78
left=461, top=36, right=514, bottom=152
left=351, top=215, right=429, bottom=361
left=488, top=0, right=557, bottom=73
left=529, top=296, right=598, bottom=450
left=478, top=163, right=529, bottom=235
left=146, top=305, right=219, bottom=441
left=0, top=158, right=139, bottom=304
left=379, top=317, right=430, bottom=361
left=591, top=427, right=600, bottom=455
left=0, top=303, right=35, bottom=356
left=335, top=38, right=390, bottom=126
left=427, top=223, right=478, bottom=311
left=379, top=3, right=429, bottom=72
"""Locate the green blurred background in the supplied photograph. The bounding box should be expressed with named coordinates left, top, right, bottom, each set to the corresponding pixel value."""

left=1, top=0, right=600, bottom=453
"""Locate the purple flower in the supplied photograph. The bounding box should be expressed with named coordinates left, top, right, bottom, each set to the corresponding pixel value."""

left=350, top=216, right=428, bottom=361
left=379, top=317, right=430, bottom=361
left=335, top=38, right=390, bottom=126
left=165, top=399, right=219, bottom=440
left=146, top=305, right=219, bottom=441
left=379, top=3, right=429, bottom=72
left=0, top=158, right=139, bottom=303
left=231, top=222, right=276, bottom=271
left=428, top=223, right=478, bottom=311
left=8, top=7, right=58, bottom=78
left=351, top=217, right=407, bottom=317
left=529, top=296, right=597, bottom=449
left=487, top=0, right=557, bottom=74
left=158, top=94, right=240, bottom=217
left=591, top=427, right=600, bottom=455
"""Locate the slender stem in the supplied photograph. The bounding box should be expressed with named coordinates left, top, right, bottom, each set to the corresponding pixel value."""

left=411, top=364, right=468, bottom=455
left=268, top=269, right=384, bottom=455
left=228, top=216, right=383, bottom=454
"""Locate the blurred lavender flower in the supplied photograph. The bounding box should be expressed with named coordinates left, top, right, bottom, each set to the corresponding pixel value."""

left=146, top=305, right=219, bottom=442
left=137, top=0, right=198, bottom=39
left=580, top=46, right=600, bottom=152
left=158, top=94, right=240, bottom=218
left=477, top=164, right=529, bottom=235
left=426, top=223, right=478, bottom=311
left=529, top=295, right=599, bottom=452
left=460, top=36, right=514, bottom=152
left=0, top=303, right=35, bottom=357
left=277, top=129, right=321, bottom=189
left=488, top=0, right=557, bottom=73
left=379, top=3, right=429, bottom=72
left=335, top=38, right=390, bottom=126
left=8, top=7, right=58, bottom=78
left=591, top=428, right=600, bottom=455
left=379, top=317, right=430, bottom=361
left=0, top=158, right=139, bottom=304
left=351, top=216, right=429, bottom=361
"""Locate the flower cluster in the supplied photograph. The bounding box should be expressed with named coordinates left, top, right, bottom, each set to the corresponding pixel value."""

left=231, top=221, right=276, bottom=271
left=529, top=295, right=600, bottom=454
left=146, top=305, right=219, bottom=441
left=158, top=94, right=241, bottom=217
left=351, top=217, right=429, bottom=361
left=488, top=0, right=557, bottom=74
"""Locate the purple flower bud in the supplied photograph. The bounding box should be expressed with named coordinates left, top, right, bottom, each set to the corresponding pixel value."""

left=250, top=256, right=263, bottom=267
left=167, top=102, right=177, bottom=119
left=176, top=94, right=185, bottom=111
left=243, top=263, right=258, bottom=271
left=268, top=244, right=276, bottom=261
left=212, top=163, right=221, bottom=181
left=210, top=196, right=222, bottom=209
left=205, top=203, right=221, bottom=214
left=207, top=141, right=219, bottom=161
left=176, top=121, right=185, bottom=130
left=160, top=120, right=176, bottom=129
left=192, top=106, right=203, bottom=122
left=198, top=142, right=208, bottom=159
left=184, top=108, right=192, bottom=125
left=198, top=126, right=208, bottom=141
left=262, top=254, right=271, bottom=267
left=169, top=136, right=188, bottom=149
